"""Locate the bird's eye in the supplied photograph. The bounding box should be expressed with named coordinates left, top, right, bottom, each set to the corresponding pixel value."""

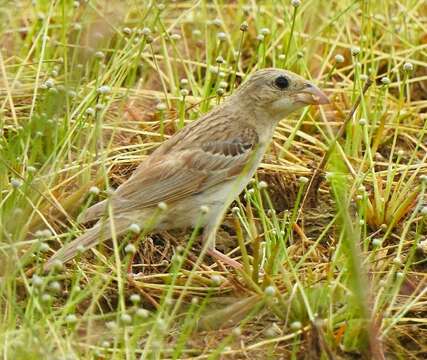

left=274, top=76, right=289, bottom=90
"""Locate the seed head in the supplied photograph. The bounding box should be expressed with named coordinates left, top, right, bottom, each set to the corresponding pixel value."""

left=212, top=18, right=222, bottom=27
left=32, top=275, right=44, bottom=287
left=192, top=29, right=201, bottom=37
left=130, top=294, right=141, bottom=304
left=73, top=23, right=82, bottom=31
left=170, top=33, right=181, bottom=41
left=351, top=47, right=360, bottom=56
left=156, top=102, right=167, bottom=111
left=211, top=274, right=222, bottom=286
left=49, top=281, right=61, bottom=292
left=219, top=81, right=228, bottom=89
left=120, top=313, right=132, bottom=325
left=45, top=78, right=55, bottom=88
left=128, top=223, right=141, bottom=234
left=76, top=245, right=85, bottom=254
left=106, top=321, right=116, bottom=330
left=89, top=186, right=100, bottom=195
left=260, top=28, right=270, bottom=36
left=240, top=21, right=249, bottom=32
left=335, top=54, right=345, bottom=63
left=94, top=50, right=105, bottom=59
left=381, top=76, right=390, bottom=85
left=191, top=297, right=199, bottom=305
left=420, top=206, right=427, bottom=216
left=264, top=286, right=276, bottom=296
left=51, top=259, right=64, bottom=272
left=392, top=257, right=403, bottom=267
left=372, top=238, right=381, bottom=247
left=85, top=107, right=95, bottom=116
left=403, top=62, right=413, bottom=73
left=232, top=327, right=242, bottom=337
left=172, top=254, right=182, bottom=264
left=258, top=180, right=268, bottom=189
left=215, top=56, right=225, bottom=64
left=417, top=239, right=427, bottom=253
left=11, top=178, right=23, bottom=189
left=290, top=321, right=302, bottom=330
left=141, top=27, right=151, bottom=36
left=97, top=85, right=111, bottom=94
left=125, top=244, right=137, bottom=254
left=65, top=314, right=77, bottom=324
left=291, top=0, right=301, bottom=7
left=200, top=205, right=210, bottom=214
left=209, top=66, right=219, bottom=75
left=358, top=118, right=367, bottom=126
left=396, top=271, right=404, bottom=279
left=145, top=35, right=154, bottom=44
left=298, top=176, right=309, bottom=185
left=178, top=89, right=188, bottom=98
left=216, top=88, right=225, bottom=96
left=265, top=325, right=279, bottom=338
left=41, top=293, right=52, bottom=302
left=157, top=201, right=168, bottom=211
left=217, top=32, right=227, bottom=41
left=231, top=206, right=240, bottom=215
left=135, top=308, right=149, bottom=318
left=123, top=27, right=132, bottom=36
left=39, top=243, right=50, bottom=252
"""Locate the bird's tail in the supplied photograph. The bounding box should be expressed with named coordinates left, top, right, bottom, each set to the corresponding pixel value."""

left=44, top=219, right=130, bottom=271
left=77, top=199, right=107, bottom=223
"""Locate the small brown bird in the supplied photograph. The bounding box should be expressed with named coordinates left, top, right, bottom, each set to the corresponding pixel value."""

left=46, top=68, right=329, bottom=270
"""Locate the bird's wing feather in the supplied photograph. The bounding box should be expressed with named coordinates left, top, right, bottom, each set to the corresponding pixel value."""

left=109, top=128, right=259, bottom=213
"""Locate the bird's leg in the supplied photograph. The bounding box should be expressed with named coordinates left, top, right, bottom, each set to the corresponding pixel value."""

left=127, top=251, right=136, bottom=275
left=127, top=233, right=141, bottom=275
left=202, top=227, right=242, bottom=270
left=206, top=247, right=242, bottom=269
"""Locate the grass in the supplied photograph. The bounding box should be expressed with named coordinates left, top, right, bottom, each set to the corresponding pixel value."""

left=1, top=0, right=427, bottom=358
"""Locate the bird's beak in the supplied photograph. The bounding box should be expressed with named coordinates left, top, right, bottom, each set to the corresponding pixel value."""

left=295, top=84, right=330, bottom=105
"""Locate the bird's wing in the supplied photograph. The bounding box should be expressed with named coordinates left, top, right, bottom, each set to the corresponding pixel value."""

left=110, top=128, right=259, bottom=213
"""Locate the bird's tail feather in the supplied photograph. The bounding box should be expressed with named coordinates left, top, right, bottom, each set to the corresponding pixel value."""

left=44, top=219, right=130, bottom=270
left=77, top=199, right=107, bottom=223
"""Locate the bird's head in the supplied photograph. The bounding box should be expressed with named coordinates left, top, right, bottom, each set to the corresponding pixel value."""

left=233, top=68, right=329, bottom=121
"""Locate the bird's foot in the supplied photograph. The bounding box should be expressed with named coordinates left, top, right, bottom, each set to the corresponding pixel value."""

left=206, top=248, right=242, bottom=270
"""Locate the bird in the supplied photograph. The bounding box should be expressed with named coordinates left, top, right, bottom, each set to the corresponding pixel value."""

left=45, top=68, right=329, bottom=270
